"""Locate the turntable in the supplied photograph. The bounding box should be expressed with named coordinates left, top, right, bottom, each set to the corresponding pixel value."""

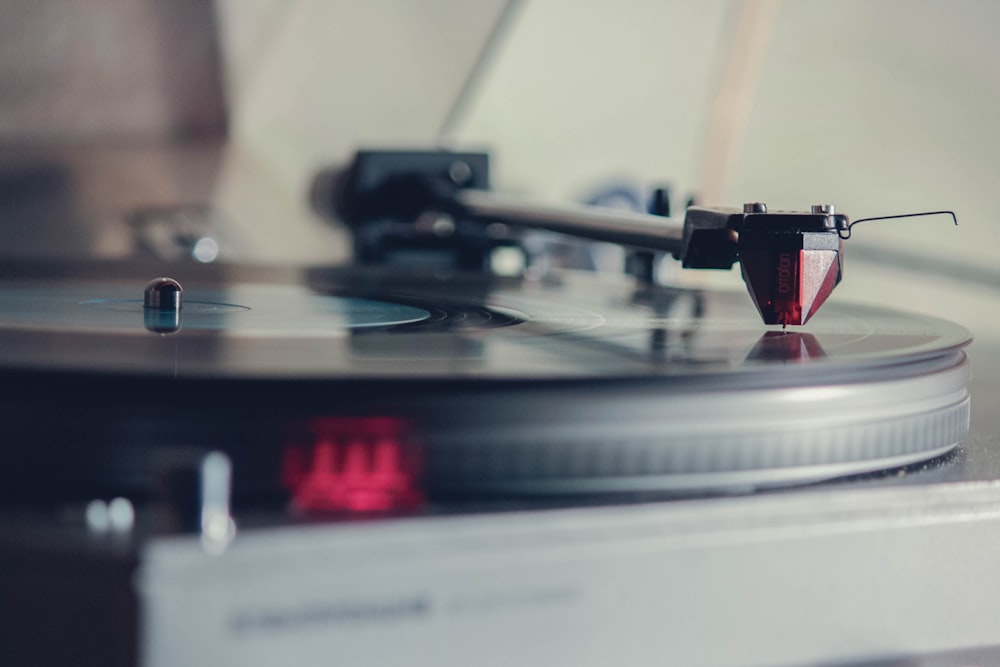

left=0, top=150, right=996, bottom=667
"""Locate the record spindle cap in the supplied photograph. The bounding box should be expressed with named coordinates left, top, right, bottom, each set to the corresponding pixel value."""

left=144, top=277, right=183, bottom=311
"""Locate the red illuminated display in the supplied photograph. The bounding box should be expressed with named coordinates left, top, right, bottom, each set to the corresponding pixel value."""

left=281, top=418, right=423, bottom=513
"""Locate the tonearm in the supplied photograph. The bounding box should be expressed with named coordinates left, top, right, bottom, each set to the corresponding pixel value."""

left=314, top=150, right=954, bottom=327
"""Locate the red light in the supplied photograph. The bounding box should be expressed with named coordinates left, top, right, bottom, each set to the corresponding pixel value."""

left=281, top=418, right=423, bottom=514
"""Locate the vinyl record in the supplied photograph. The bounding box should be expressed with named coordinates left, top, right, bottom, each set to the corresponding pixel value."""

left=0, top=266, right=970, bottom=381
left=0, top=262, right=972, bottom=498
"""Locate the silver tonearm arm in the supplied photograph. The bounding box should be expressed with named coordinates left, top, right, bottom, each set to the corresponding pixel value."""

left=453, top=189, right=685, bottom=254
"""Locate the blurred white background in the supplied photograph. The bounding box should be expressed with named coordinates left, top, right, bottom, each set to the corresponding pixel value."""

left=213, top=0, right=1000, bottom=332
left=0, top=0, right=997, bottom=331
